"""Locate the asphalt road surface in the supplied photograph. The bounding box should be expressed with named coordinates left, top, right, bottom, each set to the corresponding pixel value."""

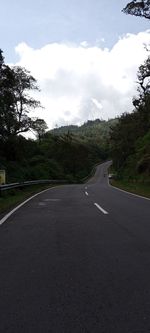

left=0, top=161, right=150, bottom=333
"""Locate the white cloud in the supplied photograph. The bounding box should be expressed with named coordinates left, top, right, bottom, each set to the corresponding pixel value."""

left=14, top=31, right=150, bottom=129
left=101, top=38, right=105, bottom=43
left=80, top=41, right=89, bottom=47
left=92, top=98, right=103, bottom=110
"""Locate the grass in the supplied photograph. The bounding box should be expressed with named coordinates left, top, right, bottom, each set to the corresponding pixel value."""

left=110, top=179, right=150, bottom=199
left=0, top=184, right=58, bottom=215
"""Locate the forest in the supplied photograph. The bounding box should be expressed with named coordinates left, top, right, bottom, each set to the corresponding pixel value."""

left=0, top=48, right=114, bottom=183
left=0, top=0, right=150, bottom=190
left=110, top=1, right=150, bottom=185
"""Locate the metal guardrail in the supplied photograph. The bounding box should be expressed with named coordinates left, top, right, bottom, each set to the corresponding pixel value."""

left=0, top=179, right=67, bottom=195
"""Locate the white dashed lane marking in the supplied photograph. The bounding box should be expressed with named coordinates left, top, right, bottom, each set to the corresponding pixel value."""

left=94, top=203, right=108, bottom=215
left=44, top=199, right=61, bottom=202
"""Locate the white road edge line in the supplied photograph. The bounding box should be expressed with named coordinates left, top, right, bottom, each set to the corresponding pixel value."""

left=108, top=179, right=150, bottom=201
left=0, top=186, right=60, bottom=226
left=85, top=191, right=89, bottom=196
left=94, top=203, right=108, bottom=215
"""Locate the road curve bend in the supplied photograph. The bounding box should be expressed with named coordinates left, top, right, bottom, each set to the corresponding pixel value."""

left=0, top=162, right=150, bottom=332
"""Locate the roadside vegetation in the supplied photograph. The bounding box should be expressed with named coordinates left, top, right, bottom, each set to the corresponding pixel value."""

left=0, top=119, right=114, bottom=184
left=0, top=1, right=150, bottom=205
left=0, top=184, right=54, bottom=215
left=0, top=49, right=112, bottom=186
left=110, top=179, right=150, bottom=199
left=109, top=0, right=150, bottom=198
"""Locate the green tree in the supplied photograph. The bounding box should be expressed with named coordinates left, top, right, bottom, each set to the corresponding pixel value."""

left=132, top=57, right=150, bottom=133
left=122, top=1, right=150, bottom=19
left=0, top=49, right=42, bottom=140
left=32, top=118, right=48, bottom=141
left=136, top=56, right=150, bottom=96
left=0, top=49, right=4, bottom=68
left=110, top=53, right=150, bottom=175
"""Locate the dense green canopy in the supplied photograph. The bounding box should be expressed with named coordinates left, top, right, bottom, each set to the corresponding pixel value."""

left=0, top=49, right=46, bottom=140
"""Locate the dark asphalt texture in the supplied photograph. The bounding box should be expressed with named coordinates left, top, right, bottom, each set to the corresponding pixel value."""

left=0, top=161, right=150, bottom=332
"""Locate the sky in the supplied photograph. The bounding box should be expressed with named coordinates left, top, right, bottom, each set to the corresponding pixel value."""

left=1, top=0, right=150, bottom=129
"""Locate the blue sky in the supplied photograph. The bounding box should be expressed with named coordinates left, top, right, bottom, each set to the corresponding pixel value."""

left=1, top=0, right=149, bottom=61
left=1, top=1, right=150, bottom=128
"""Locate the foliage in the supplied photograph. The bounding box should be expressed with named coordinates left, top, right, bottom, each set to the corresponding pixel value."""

left=0, top=118, right=113, bottom=183
left=0, top=49, right=43, bottom=140
left=110, top=55, right=150, bottom=182
left=0, top=49, right=114, bottom=183
left=0, top=184, right=53, bottom=214
left=110, top=0, right=150, bottom=183
left=111, top=179, right=150, bottom=198
left=32, top=118, right=48, bottom=141
left=51, top=118, right=117, bottom=153
left=122, top=0, right=150, bottom=19
left=0, top=132, right=104, bottom=183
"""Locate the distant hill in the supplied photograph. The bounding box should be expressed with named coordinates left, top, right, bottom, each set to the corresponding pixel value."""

left=50, top=118, right=118, bottom=146
left=0, top=118, right=118, bottom=183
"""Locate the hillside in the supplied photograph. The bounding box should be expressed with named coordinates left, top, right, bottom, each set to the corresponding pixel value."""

left=51, top=118, right=118, bottom=146
left=0, top=119, right=117, bottom=184
left=110, top=90, right=150, bottom=197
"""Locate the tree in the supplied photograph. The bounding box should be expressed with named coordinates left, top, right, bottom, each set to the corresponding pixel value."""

left=137, top=56, right=150, bottom=94
left=0, top=50, right=42, bottom=140
left=110, top=112, right=138, bottom=169
left=110, top=55, right=150, bottom=174
left=122, top=0, right=150, bottom=19
left=0, top=49, right=4, bottom=68
left=122, top=1, right=150, bottom=133
left=32, top=118, right=48, bottom=141
left=132, top=56, right=150, bottom=133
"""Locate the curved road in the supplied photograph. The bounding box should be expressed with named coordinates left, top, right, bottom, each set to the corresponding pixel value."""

left=0, top=161, right=150, bottom=332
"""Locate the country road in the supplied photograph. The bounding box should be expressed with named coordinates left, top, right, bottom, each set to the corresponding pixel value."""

left=0, top=161, right=150, bottom=332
